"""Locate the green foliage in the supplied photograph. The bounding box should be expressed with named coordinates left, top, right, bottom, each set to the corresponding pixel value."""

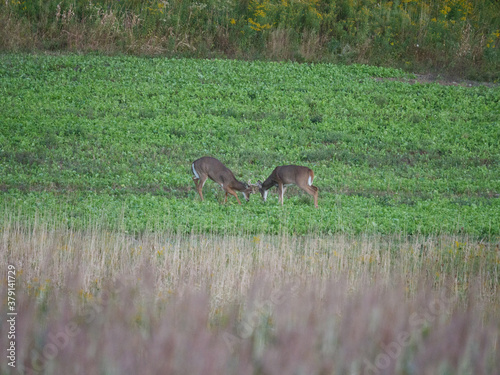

left=1, top=0, right=499, bottom=79
left=0, top=54, right=499, bottom=236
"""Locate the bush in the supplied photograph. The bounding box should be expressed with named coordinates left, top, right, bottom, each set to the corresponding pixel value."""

left=0, top=0, right=499, bottom=80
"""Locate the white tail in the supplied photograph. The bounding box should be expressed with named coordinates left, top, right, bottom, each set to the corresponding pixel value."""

left=257, top=165, right=319, bottom=208
left=191, top=163, right=200, bottom=179
left=191, top=156, right=257, bottom=205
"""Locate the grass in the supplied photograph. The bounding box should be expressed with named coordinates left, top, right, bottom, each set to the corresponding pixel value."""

left=1, top=215, right=499, bottom=374
left=0, top=53, right=499, bottom=374
left=1, top=54, right=499, bottom=237
left=1, top=0, right=499, bottom=80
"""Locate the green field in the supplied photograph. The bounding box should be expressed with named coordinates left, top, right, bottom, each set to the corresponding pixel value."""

left=1, top=54, right=499, bottom=236
left=1, top=54, right=500, bottom=374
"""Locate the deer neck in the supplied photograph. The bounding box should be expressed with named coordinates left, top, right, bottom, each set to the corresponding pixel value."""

left=231, top=180, right=247, bottom=192
left=261, top=176, right=276, bottom=191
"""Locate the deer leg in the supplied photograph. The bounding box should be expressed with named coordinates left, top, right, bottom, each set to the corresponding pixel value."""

left=298, top=184, right=319, bottom=208
left=226, top=187, right=242, bottom=205
left=306, top=185, right=319, bottom=208
left=313, top=185, right=319, bottom=208
left=310, top=185, right=319, bottom=208
left=195, top=175, right=208, bottom=201
left=192, top=176, right=201, bottom=196
left=278, top=183, right=284, bottom=205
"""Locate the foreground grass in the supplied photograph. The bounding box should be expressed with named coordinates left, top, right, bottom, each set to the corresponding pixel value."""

left=1, top=54, right=499, bottom=236
left=1, top=217, right=499, bottom=374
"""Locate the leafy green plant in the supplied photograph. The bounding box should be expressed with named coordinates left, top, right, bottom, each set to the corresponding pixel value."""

left=0, top=54, right=499, bottom=236
left=1, top=0, right=500, bottom=79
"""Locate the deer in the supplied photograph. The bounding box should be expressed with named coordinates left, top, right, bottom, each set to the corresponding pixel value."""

left=191, top=156, right=256, bottom=205
left=257, top=165, right=319, bottom=208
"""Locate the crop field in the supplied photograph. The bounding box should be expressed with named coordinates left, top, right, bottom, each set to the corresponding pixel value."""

left=0, top=54, right=499, bottom=374
left=1, top=54, right=499, bottom=235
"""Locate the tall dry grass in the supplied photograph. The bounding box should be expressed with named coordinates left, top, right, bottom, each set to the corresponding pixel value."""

left=1, top=215, right=499, bottom=374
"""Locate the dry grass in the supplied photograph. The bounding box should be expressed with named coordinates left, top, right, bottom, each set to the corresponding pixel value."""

left=1, top=216, right=499, bottom=374
left=299, top=30, right=322, bottom=62
left=267, top=29, right=294, bottom=60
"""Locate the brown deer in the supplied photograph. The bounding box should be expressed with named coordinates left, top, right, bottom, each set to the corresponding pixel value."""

left=191, top=156, right=256, bottom=204
left=257, top=165, right=319, bottom=208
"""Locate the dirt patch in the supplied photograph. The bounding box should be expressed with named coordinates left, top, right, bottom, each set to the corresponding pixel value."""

left=373, top=73, right=498, bottom=88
